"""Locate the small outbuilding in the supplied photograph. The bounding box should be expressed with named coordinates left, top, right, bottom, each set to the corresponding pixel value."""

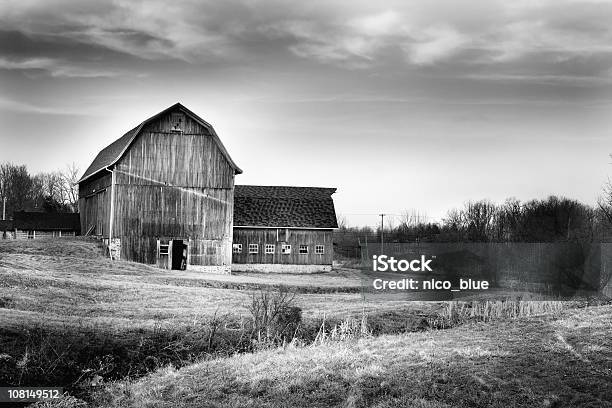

left=9, top=211, right=80, bottom=239
left=232, top=185, right=338, bottom=273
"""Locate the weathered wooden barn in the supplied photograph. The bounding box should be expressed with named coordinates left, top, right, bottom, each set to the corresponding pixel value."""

left=232, top=186, right=338, bottom=273
left=78, top=103, right=242, bottom=273
left=6, top=211, right=80, bottom=239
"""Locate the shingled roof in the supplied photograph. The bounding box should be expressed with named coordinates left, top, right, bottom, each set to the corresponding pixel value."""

left=79, top=103, right=242, bottom=183
left=13, top=212, right=81, bottom=231
left=234, top=185, right=338, bottom=228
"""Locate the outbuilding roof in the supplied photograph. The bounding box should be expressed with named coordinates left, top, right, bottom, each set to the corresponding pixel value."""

left=233, top=185, right=338, bottom=228
left=13, top=212, right=81, bottom=231
left=79, top=103, right=242, bottom=183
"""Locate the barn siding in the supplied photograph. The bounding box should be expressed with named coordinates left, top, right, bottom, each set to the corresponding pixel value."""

left=113, top=114, right=234, bottom=188
left=112, top=185, right=233, bottom=265
left=232, top=228, right=333, bottom=265
left=78, top=172, right=112, bottom=236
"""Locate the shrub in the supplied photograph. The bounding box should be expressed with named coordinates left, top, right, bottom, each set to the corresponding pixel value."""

left=249, top=287, right=302, bottom=348
left=312, top=311, right=371, bottom=345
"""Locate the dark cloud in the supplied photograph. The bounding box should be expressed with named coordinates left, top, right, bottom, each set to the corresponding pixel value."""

left=1, top=0, right=610, bottom=79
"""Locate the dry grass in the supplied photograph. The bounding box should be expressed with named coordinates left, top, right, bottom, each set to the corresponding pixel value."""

left=0, top=237, right=439, bottom=397
left=427, top=300, right=569, bottom=329
left=4, top=238, right=609, bottom=407
left=76, top=305, right=612, bottom=408
left=0, top=237, right=431, bottom=332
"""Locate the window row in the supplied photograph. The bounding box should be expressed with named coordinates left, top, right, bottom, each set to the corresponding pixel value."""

left=232, top=244, right=325, bottom=255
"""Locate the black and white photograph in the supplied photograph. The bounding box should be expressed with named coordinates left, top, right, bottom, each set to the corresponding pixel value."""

left=1, top=0, right=612, bottom=407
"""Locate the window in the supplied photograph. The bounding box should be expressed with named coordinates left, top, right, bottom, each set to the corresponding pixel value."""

left=233, top=244, right=242, bottom=253
left=281, top=244, right=291, bottom=254
left=27, top=230, right=34, bottom=240
left=159, top=244, right=169, bottom=256
left=170, top=113, right=184, bottom=132
left=315, top=245, right=325, bottom=254
left=299, top=245, right=308, bottom=254
left=265, top=244, right=275, bottom=254
left=249, top=244, right=259, bottom=254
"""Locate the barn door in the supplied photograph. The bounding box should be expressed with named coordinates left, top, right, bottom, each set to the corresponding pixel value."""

left=171, top=240, right=187, bottom=270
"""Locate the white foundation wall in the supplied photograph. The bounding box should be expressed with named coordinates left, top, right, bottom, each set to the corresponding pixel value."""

left=188, top=264, right=232, bottom=274
left=231, top=263, right=332, bottom=274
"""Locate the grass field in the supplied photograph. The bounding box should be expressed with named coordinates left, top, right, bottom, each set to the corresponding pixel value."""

left=0, top=238, right=437, bottom=331
left=71, top=305, right=612, bottom=408
left=0, top=238, right=438, bottom=397
left=2, top=238, right=611, bottom=407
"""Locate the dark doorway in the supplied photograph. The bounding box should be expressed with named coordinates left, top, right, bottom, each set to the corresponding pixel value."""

left=171, top=240, right=187, bottom=270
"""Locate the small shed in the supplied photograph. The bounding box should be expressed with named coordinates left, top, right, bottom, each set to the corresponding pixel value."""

left=11, top=211, right=80, bottom=239
left=232, top=185, right=338, bottom=273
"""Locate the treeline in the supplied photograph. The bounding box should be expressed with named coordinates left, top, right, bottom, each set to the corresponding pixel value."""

left=336, top=196, right=612, bottom=246
left=0, top=162, right=80, bottom=216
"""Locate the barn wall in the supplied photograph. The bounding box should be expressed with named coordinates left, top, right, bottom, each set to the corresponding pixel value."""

left=113, top=113, right=234, bottom=188
left=112, top=185, right=233, bottom=265
left=111, top=109, right=235, bottom=267
left=78, top=172, right=112, bottom=237
left=232, top=228, right=333, bottom=265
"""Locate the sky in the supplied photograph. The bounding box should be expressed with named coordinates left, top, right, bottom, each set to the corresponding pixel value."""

left=1, top=0, right=611, bottom=227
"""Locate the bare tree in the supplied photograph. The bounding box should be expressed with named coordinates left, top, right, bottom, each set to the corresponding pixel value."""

left=0, top=163, right=34, bottom=215
left=336, top=213, right=348, bottom=230
left=443, top=208, right=464, bottom=231
left=30, top=164, right=80, bottom=212
left=494, top=197, right=522, bottom=241
left=598, top=178, right=612, bottom=226
left=61, top=163, right=80, bottom=212
left=463, top=200, right=497, bottom=241
left=400, top=209, right=428, bottom=228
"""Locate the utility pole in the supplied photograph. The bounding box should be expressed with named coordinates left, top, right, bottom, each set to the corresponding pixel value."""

left=379, top=213, right=385, bottom=253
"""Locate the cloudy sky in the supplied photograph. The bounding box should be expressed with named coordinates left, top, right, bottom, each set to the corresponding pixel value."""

left=1, top=0, right=611, bottom=226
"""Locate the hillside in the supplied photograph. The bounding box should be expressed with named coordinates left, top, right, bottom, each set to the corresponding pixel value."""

left=2, top=238, right=611, bottom=407
left=89, top=305, right=612, bottom=408
left=0, top=237, right=430, bottom=332
left=0, top=237, right=438, bottom=397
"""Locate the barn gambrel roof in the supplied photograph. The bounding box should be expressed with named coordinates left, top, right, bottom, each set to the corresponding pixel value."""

left=234, top=185, right=338, bottom=229
left=78, top=103, right=242, bottom=183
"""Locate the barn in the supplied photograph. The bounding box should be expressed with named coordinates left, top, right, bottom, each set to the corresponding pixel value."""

left=232, top=185, right=338, bottom=273
left=78, top=103, right=242, bottom=273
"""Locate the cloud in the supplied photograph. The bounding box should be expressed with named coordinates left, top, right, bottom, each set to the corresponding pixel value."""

left=0, top=96, right=95, bottom=115
left=465, top=72, right=612, bottom=86
left=0, top=57, right=123, bottom=78
left=0, top=0, right=610, bottom=84
left=405, top=26, right=470, bottom=66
